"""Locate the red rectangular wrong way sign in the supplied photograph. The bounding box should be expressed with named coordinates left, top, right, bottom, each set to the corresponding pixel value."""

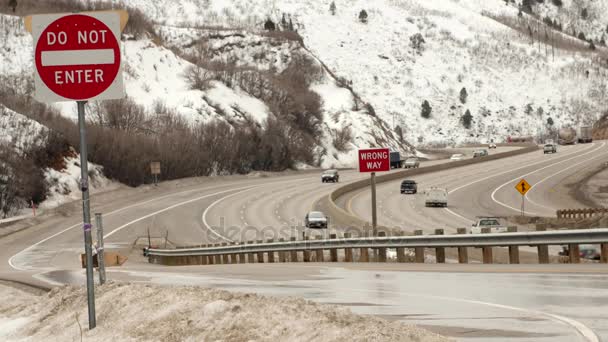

left=358, top=148, right=390, bottom=173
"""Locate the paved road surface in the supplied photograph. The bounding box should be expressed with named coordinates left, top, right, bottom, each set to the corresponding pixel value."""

left=1, top=144, right=607, bottom=341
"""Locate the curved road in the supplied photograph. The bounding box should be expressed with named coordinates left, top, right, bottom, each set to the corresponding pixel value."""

left=1, top=144, right=607, bottom=341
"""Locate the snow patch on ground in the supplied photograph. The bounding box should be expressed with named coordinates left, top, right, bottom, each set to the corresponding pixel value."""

left=0, top=282, right=448, bottom=342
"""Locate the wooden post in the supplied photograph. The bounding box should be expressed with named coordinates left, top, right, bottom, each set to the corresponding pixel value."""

left=434, top=229, right=445, bottom=263
left=266, top=239, right=275, bottom=263
left=344, top=233, right=353, bottom=262
left=315, top=236, right=324, bottom=262
left=507, top=226, right=520, bottom=264
left=247, top=241, right=254, bottom=263
left=290, top=237, right=298, bottom=262
left=569, top=244, right=580, bottom=264
left=536, top=224, right=549, bottom=264
left=601, top=244, right=608, bottom=264
left=221, top=243, right=229, bottom=264
left=396, top=231, right=406, bottom=263
left=278, top=238, right=286, bottom=263
left=303, top=236, right=311, bottom=262
left=414, top=230, right=424, bottom=263
left=256, top=240, right=264, bottom=263
left=229, top=243, right=238, bottom=264
left=457, top=228, right=468, bottom=264
left=377, top=231, right=387, bottom=262
left=481, top=228, right=493, bottom=264
left=214, top=244, right=222, bottom=265
left=330, top=234, right=338, bottom=262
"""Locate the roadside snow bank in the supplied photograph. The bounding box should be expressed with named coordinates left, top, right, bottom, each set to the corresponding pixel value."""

left=0, top=282, right=448, bottom=342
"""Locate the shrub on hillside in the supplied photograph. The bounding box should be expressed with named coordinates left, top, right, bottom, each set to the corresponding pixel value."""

left=461, top=109, right=473, bottom=129
left=333, top=126, right=353, bottom=152
left=459, top=87, right=468, bottom=104
left=409, top=33, right=425, bottom=54
left=421, top=100, right=432, bottom=119
left=359, top=10, right=368, bottom=23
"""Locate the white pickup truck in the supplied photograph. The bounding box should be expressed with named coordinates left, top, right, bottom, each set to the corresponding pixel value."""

left=425, top=188, right=448, bottom=207
left=470, top=217, right=508, bottom=234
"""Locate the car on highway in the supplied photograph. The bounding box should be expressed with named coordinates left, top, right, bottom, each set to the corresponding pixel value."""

left=400, top=180, right=418, bottom=194
left=488, top=143, right=497, bottom=149
left=543, top=144, right=557, bottom=154
left=473, top=149, right=488, bottom=158
left=580, top=245, right=601, bottom=260
left=403, top=157, right=420, bottom=169
left=321, top=169, right=339, bottom=183
left=470, top=217, right=507, bottom=234
left=304, top=211, right=328, bottom=229
left=424, top=187, right=448, bottom=207
left=450, top=153, right=465, bottom=161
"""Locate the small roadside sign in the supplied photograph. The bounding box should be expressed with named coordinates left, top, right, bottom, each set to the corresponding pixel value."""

left=150, top=161, right=161, bottom=175
left=516, top=179, right=531, bottom=196
left=358, top=148, right=390, bottom=173
left=29, top=11, right=126, bottom=102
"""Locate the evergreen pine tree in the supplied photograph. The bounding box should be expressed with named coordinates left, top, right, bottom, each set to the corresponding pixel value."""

left=547, top=117, right=554, bottom=126
left=421, top=100, right=432, bottom=119
left=461, top=110, right=473, bottom=129
left=329, top=1, right=336, bottom=15
left=459, top=87, right=468, bottom=104
left=359, top=10, right=368, bottom=23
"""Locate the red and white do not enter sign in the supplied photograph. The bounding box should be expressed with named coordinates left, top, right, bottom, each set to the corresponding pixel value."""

left=31, top=12, right=125, bottom=102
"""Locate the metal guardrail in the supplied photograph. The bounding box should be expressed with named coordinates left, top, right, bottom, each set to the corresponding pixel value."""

left=147, top=229, right=608, bottom=257
left=557, top=208, right=608, bottom=219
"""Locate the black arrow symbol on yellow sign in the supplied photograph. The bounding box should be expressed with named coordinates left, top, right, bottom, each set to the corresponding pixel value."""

left=521, top=183, right=526, bottom=193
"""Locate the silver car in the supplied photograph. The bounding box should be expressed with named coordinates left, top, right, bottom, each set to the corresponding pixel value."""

left=304, top=211, right=328, bottom=229
left=403, top=157, right=420, bottom=168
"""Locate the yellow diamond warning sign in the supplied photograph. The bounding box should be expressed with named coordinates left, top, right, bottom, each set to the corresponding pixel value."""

left=515, top=179, right=531, bottom=196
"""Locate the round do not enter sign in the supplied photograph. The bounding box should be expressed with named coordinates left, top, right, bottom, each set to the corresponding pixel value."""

left=34, top=14, right=121, bottom=100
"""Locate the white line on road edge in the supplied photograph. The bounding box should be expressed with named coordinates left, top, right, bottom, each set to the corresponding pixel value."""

left=490, top=142, right=605, bottom=216
left=525, top=144, right=608, bottom=211
left=337, top=286, right=598, bottom=342
left=8, top=183, right=255, bottom=271
left=442, top=143, right=598, bottom=222
left=201, top=188, right=258, bottom=243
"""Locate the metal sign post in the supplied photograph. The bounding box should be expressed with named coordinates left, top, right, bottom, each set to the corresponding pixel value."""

left=78, top=100, right=96, bottom=329
left=357, top=148, right=391, bottom=241
left=371, top=172, right=378, bottom=237
left=150, top=161, right=161, bottom=186
left=95, top=213, right=106, bottom=285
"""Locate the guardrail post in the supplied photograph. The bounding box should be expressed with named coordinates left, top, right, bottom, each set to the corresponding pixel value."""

left=214, top=244, right=222, bottom=265
left=229, top=243, right=238, bottom=264
left=507, top=227, right=520, bottom=264
left=247, top=241, right=254, bottom=263
left=303, top=236, right=311, bottom=262
left=359, top=232, right=369, bottom=262
left=457, top=228, right=468, bottom=264
left=377, top=231, right=387, bottom=262
left=238, top=243, right=246, bottom=264
left=414, top=230, right=424, bottom=263
left=481, top=228, right=493, bottom=264
left=330, top=234, right=338, bottom=262
left=267, top=239, right=275, bottom=263
left=601, top=244, right=608, bottom=264
left=222, top=243, right=229, bottom=264
left=315, top=236, right=324, bottom=262
left=536, top=225, right=549, bottom=264
left=290, top=237, right=298, bottom=262
left=569, top=244, right=580, bottom=264
left=278, top=238, right=286, bottom=262
left=344, top=233, right=353, bottom=262
left=256, top=240, right=264, bottom=263
left=434, top=229, right=445, bottom=263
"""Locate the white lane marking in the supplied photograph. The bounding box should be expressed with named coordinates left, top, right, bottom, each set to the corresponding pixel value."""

left=338, top=286, right=598, bottom=342
left=490, top=142, right=605, bottom=216
left=201, top=187, right=258, bottom=243
left=8, top=183, right=239, bottom=271
left=443, top=143, right=597, bottom=221
left=525, top=145, right=608, bottom=210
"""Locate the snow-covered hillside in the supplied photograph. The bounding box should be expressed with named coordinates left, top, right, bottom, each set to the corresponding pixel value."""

left=118, top=0, right=608, bottom=145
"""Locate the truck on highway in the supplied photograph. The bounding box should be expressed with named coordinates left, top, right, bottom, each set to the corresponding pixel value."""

left=424, top=187, right=447, bottom=207
left=558, top=127, right=577, bottom=145
left=390, top=151, right=403, bottom=169
left=577, top=126, right=593, bottom=143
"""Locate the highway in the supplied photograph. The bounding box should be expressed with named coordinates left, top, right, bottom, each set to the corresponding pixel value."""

left=1, top=143, right=607, bottom=341
left=343, top=142, right=608, bottom=234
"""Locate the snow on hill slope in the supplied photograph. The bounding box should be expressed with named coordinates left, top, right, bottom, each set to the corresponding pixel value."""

left=122, top=0, right=608, bottom=145
left=0, top=104, right=115, bottom=217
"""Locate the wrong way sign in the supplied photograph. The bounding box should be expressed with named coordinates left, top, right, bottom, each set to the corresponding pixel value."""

left=358, top=148, right=390, bottom=173
left=29, top=12, right=126, bottom=102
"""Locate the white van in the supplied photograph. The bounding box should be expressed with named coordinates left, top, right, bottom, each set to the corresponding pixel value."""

left=425, top=188, right=448, bottom=207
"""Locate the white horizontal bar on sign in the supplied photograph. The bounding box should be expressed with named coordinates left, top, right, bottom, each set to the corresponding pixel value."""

left=41, top=49, right=115, bottom=66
